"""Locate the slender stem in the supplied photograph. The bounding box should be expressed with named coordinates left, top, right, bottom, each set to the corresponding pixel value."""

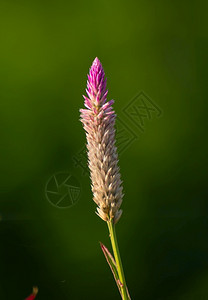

left=107, top=220, right=129, bottom=300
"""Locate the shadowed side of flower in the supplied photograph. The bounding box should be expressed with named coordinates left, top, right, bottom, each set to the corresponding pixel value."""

left=80, top=57, right=123, bottom=223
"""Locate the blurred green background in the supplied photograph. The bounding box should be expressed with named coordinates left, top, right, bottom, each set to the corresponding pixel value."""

left=0, top=0, right=208, bottom=299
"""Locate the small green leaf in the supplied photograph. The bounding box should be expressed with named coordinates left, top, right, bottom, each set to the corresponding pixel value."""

left=100, top=242, right=122, bottom=296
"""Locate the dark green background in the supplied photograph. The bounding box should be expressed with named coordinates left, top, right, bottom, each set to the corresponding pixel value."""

left=0, top=0, right=207, bottom=299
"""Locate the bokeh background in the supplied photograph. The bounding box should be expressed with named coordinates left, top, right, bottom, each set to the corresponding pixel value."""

left=0, top=0, right=207, bottom=299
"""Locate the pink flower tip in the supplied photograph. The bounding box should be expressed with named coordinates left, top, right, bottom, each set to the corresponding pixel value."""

left=85, top=57, right=108, bottom=108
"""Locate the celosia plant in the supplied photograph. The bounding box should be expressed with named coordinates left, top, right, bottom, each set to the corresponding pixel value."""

left=80, top=58, right=130, bottom=299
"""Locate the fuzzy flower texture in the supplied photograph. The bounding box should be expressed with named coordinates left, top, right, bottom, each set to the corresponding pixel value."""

left=80, top=58, right=123, bottom=223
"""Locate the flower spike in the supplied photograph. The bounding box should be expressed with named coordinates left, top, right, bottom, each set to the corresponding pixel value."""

left=80, top=57, right=123, bottom=223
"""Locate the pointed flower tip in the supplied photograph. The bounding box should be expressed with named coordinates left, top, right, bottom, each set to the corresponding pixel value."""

left=92, top=57, right=101, bottom=66
left=91, top=57, right=104, bottom=74
left=85, top=57, right=107, bottom=106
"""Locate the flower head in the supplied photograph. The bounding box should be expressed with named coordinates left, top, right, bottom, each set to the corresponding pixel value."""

left=80, top=57, right=123, bottom=223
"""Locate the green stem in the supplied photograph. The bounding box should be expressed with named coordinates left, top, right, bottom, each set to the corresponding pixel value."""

left=107, top=220, right=129, bottom=300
